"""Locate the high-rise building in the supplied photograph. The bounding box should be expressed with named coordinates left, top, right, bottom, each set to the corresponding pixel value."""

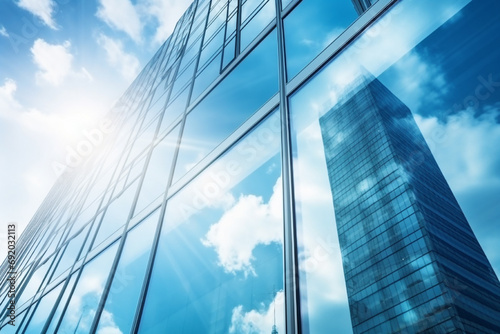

left=1, top=0, right=499, bottom=333
left=320, top=76, right=500, bottom=333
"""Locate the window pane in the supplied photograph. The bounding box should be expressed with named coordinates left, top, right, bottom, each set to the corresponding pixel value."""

left=160, top=85, right=189, bottom=134
left=284, top=0, right=358, bottom=80
left=199, top=27, right=224, bottom=69
left=57, top=242, right=119, bottom=333
left=174, top=29, right=278, bottom=182
left=16, top=257, right=52, bottom=309
left=51, top=224, right=90, bottom=282
left=135, top=126, right=180, bottom=214
left=22, top=283, right=64, bottom=333
left=222, top=37, right=236, bottom=69
left=241, top=0, right=275, bottom=51
left=192, top=51, right=222, bottom=101
left=289, top=0, right=500, bottom=332
left=0, top=309, right=27, bottom=333
left=45, top=274, right=78, bottom=333
left=96, top=209, right=160, bottom=334
left=139, top=110, right=284, bottom=333
left=93, top=179, right=139, bottom=248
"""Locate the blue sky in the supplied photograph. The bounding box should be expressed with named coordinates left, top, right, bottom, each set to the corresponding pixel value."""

left=0, top=0, right=192, bottom=233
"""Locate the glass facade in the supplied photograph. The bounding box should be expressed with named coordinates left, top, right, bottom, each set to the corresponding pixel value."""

left=1, top=0, right=500, bottom=333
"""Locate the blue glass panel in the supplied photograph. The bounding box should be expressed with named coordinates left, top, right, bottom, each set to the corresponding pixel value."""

left=174, top=29, right=278, bottom=182
left=172, top=60, right=195, bottom=98
left=284, top=0, right=358, bottom=80
left=199, top=27, right=224, bottom=69
left=139, top=111, right=284, bottom=334
left=240, top=0, right=275, bottom=51
left=50, top=225, right=90, bottom=282
left=228, top=0, right=237, bottom=14
left=205, top=5, right=227, bottom=42
left=22, top=283, right=63, bottom=333
left=226, top=12, right=237, bottom=40
left=95, top=210, right=159, bottom=334
left=0, top=309, right=26, bottom=333
left=242, top=0, right=263, bottom=23
left=281, top=0, right=293, bottom=10
left=127, top=119, right=158, bottom=162
left=288, top=0, right=500, bottom=332
left=16, top=257, right=52, bottom=309
left=135, top=125, right=180, bottom=214
left=57, top=242, right=119, bottom=333
left=222, top=37, right=235, bottom=69
left=160, top=85, right=189, bottom=134
left=192, top=51, right=222, bottom=101
left=45, top=274, right=78, bottom=333
left=93, top=180, right=139, bottom=248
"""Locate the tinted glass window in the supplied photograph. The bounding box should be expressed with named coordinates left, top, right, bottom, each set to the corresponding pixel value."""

left=96, top=210, right=159, bottom=333
left=139, top=111, right=284, bottom=333
left=284, top=0, right=358, bottom=80
left=174, top=29, right=278, bottom=182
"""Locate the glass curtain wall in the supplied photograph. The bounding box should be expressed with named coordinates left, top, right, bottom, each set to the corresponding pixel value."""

left=1, top=0, right=499, bottom=333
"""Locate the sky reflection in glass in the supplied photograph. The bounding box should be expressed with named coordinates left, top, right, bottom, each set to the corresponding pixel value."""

left=139, top=111, right=284, bottom=333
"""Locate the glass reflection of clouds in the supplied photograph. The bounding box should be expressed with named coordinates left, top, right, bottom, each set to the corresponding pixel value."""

left=56, top=242, right=118, bottom=333
left=174, top=29, right=278, bottom=183
left=139, top=111, right=285, bottom=333
left=284, top=0, right=358, bottom=80
left=95, top=210, right=160, bottom=334
left=288, top=0, right=500, bottom=332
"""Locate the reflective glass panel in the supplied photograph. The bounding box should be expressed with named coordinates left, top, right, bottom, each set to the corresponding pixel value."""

left=284, top=0, right=358, bottom=80
left=199, top=27, right=224, bottom=68
left=192, top=51, right=222, bottom=101
left=135, top=126, right=180, bottom=214
left=57, top=242, right=119, bottom=333
left=174, top=29, right=278, bottom=182
left=240, top=0, right=275, bottom=51
left=0, top=309, right=26, bottom=333
left=222, top=37, right=236, bottom=69
left=96, top=210, right=159, bottom=334
left=139, top=111, right=284, bottom=333
left=160, top=85, right=189, bottom=133
left=16, top=257, right=52, bottom=309
left=22, top=283, right=63, bottom=333
left=289, top=0, right=500, bottom=332
left=50, top=225, right=90, bottom=282
left=45, top=274, right=78, bottom=333
left=93, top=180, right=139, bottom=248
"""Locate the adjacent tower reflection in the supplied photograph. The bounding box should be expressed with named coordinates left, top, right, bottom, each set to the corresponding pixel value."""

left=319, top=77, right=500, bottom=333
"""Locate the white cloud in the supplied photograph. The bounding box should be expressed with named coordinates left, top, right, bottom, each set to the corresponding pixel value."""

left=141, top=0, right=192, bottom=45
left=16, top=0, right=57, bottom=29
left=97, top=310, right=124, bottom=334
left=415, top=107, right=500, bottom=278
left=97, top=34, right=141, bottom=81
left=0, top=78, right=55, bottom=235
left=31, top=39, right=92, bottom=86
left=97, top=0, right=143, bottom=43
left=0, top=77, right=107, bottom=237
left=385, top=51, right=448, bottom=113
left=31, top=39, right=71, bottom=85
left=0, top=25, right=8, bottom=37
left=202, top=177, right=283, bottom=276
left=415, top=107, right=500, bottom=193
left=0, top=78, right=18, bottom=108
left=229, top=291, right=285, bottom=334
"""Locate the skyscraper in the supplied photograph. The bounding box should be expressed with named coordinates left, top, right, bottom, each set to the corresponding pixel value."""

left=1, top=0, right=500, bottom=333
left=319, top=76, right=500, bottom=333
